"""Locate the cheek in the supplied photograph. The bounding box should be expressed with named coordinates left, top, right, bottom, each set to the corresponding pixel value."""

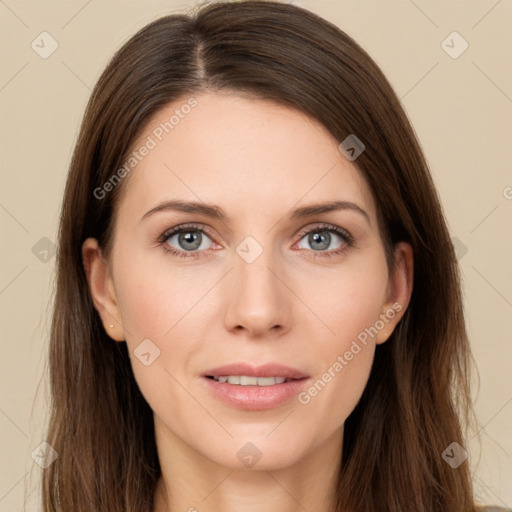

left=111, top=256, right=205, bottom=418
left=113, top=247, right=211, bottom=341
left=298, top=308, right=378, bottom=436
left=298, top=251, right=388, bottom=350
left=295, top=256, right=388, bottom=423
left=109, top=245, right=202, bottom=383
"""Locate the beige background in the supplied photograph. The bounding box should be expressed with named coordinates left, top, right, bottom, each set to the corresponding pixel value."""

left=0, top=0, right=511, bottom=510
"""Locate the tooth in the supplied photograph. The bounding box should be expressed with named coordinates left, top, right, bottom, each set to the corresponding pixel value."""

left=214, top=375, right=289, bottom=386
left=240, top=376, right=258, bottom=385
left=257, top=377, right=276, bottom=386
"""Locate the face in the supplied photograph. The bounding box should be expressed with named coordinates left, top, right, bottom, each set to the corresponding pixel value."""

left=83, top=91, right=412, bottom=471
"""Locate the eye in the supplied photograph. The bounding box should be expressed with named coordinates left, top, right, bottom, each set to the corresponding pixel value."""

left=158, top=223, right=216, bottom=259
left=158, top=222, right=355, bottom=260
left=294, top=223, right=354, bottom=258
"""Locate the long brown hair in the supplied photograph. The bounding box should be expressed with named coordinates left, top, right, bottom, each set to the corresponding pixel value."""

left=41, top=1, right=480, bottom=510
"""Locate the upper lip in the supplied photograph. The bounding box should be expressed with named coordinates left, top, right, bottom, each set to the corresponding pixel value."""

left=203, top=363, right=309, bottom=380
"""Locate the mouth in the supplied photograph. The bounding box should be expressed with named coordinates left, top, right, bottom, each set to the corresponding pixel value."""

left=201, top=363, right=310, bottom=410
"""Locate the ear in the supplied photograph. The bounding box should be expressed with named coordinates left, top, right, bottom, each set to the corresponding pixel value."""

left=375, top=241, right=414, bottom=344
left=82, top=238, right=125, bottom=342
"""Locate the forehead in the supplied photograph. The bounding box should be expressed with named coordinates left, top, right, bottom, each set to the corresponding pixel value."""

left=116, top=91, right=376, bottom=225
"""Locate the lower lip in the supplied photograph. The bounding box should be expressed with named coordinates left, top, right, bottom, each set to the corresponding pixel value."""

left=202, top=377, right=309, bottom=411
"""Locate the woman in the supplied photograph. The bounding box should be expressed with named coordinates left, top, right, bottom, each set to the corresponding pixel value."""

left=41, top=1, right=497, bottom=510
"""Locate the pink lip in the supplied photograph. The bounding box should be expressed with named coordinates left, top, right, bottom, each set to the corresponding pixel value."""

left=202, top=363, right=310, bottom=411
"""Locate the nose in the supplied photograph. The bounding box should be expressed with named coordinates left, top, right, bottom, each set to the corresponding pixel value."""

left=222, top=243, right=291, bottom=339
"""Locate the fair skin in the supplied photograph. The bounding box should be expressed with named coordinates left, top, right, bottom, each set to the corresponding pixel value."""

left=82, top=91, right=413, bottom=512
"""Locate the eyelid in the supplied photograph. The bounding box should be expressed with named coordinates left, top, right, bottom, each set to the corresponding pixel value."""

left=158, top=222, right=216, bottom=242
left=295, top=222, right=354, bottom=244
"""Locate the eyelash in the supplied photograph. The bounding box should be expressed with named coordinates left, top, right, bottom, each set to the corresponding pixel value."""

left=157, top=222, right=355, bottom=260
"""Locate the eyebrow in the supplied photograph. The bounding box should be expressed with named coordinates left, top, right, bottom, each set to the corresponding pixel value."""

left=140, top=199, right=370, bottom=225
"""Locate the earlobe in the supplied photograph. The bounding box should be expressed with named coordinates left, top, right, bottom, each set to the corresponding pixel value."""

left=376, top=241, right=414, bottom=344
left=81, top=238, right=125, bottom=342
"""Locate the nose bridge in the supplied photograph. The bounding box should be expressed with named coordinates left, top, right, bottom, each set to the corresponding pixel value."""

left=224, top=234, right=288, bottom=334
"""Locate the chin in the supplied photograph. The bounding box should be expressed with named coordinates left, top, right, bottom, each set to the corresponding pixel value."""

left=194, top=430, right=314, bottom=472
